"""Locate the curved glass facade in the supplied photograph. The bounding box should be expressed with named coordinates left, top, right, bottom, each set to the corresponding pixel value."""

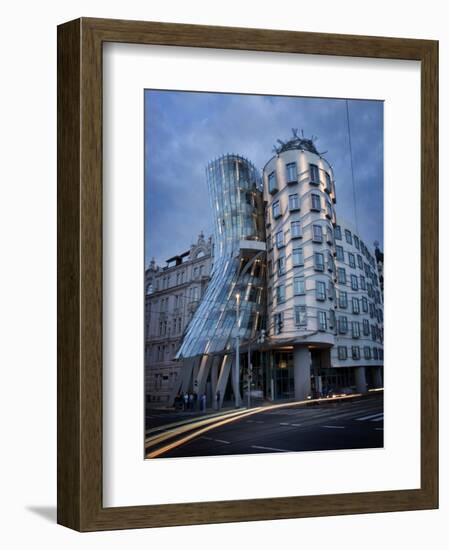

left=176, top=154, right=266, bottom=358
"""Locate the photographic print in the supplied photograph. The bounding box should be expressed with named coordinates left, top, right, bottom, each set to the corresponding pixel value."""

left=144, top=90, right=384, bottom=460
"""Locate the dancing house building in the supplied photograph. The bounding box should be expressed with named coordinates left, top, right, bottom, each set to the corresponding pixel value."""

left=145, top=132, right=383, bottom=407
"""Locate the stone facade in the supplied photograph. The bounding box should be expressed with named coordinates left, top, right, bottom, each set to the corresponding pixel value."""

left=145, top=232, right=213, bottom=405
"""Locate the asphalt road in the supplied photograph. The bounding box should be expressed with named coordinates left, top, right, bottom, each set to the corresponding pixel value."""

left=155, top=394, right=383, bottom=458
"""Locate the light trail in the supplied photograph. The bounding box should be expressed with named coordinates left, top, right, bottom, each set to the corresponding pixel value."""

left=146, top=393, right=367, bottom=459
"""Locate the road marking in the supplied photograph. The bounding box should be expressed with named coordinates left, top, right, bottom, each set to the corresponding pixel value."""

left=279, top=422, right=290, bottom=426
left=251, top=445, right=291, bottom=452
left=370, top=415, right=384, bottom=422
left=213, top=438, right=230, bottom=444
left=356, top=413, right=384, bottom=421
left=322, top=425, right=345, bottom=429
left=291, top=423, right=303, bottom=427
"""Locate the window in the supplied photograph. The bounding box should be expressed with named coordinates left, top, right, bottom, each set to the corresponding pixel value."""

left=364, top=346, right=372, bottom=359
left=348, top=252, right=356, bottom=268
left=267, top=234, right=272, bottom=250
left=357, top=254, right=363, bottom=269
left=373, top=347, right=379, bottom=360
left=288, top=193, right=300, bottom=211
left=327, top=281, right=335, bottom=301
left=337, top=267, right=346, bottom=284
left=329, top=309, right=336, bottom=330
left=268, top=171, right=277, bottom=194
left=338, top=346, right=348, bottom=360
left=338, top=316, right=348, bottom=334
left=310, top=163, right=320, bottom=184
left=274, top=312, right=283, bottom=334
left=345, top=229, right=353, bottom=245
left=362, top=296, right=368, bottom=312
left=363, top=319, right=370, bottom=336
left=352, top=346, right=361, bottom=360
left=379, top=349, right=384, bottom=360
left=325, top=172, right=332, bottom=193
left=276, top=285, right=285, bottom=304
left=292, top=247, right=304, bottom=267
left=314, top=252, right=324, bottom=272
left=291, top=221, right=302, bottom=239
left=276, top=230, right=284, bottom=248
left=351, top=274, right=359, bottom=291
left=316, top=280, right=326, bottom=301
left=360, top=275, right=366, bottom=290
left=325, top=200, right=333, bottom=220
left=318, top=310, right=327, bottom=331
left=295, top=305, right=307, bottom=326
left=354, top=235, right=360, bottom=249
left=311, top=193, right=321, bottom=211
left=327, top=251, right=335, bottom=273
left=272, top=200, right=281, bottom=219
left=338, top=290, right=348, bottom=309
left=336, top=245, right=344, bottom=261
left=352, top=321, right=360, bottom=338
left=277, top=256, right=286, bottom=276
left=352, top=297, right=360, bottom=314
left=335, top=225, right=342, bottom=240
left=312, top=224, right=323, bottom=243
left=294, top=276, right=305, bottom=295
left=326, top=226, right=334, bottom=245
left=286, top=162, right=297, bottom=183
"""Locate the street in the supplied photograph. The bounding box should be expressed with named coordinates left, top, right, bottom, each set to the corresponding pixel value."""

left=145, top=392, right=383, bottom=459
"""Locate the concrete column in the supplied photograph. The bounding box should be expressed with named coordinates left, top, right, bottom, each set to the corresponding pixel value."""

left=215, top=355, right=232, bottom=409
left=293, top=346, right=311, bottom=401
left=210, top=356, right=220, bottom=409
left=355, top=366, right=368, bottom=393
left=373, top=367, right=383, bottom=389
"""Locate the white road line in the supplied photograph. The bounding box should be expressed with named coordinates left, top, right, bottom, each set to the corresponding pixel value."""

left=213, top=439, right=230, bottom=444
left=251, top=445, right=291, bottom=452
left=322, top=425, right=345, bottom=429
left=356, top=413, right=384, bottom=421
left=279, top=422, right=290, bottom=426
left=291, top=423, right=303, bottom=427
left=370, top=416, right=384, bottom=422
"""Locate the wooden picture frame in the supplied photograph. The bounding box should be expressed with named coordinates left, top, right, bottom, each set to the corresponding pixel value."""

left=57, top=17, right=438, bottom=531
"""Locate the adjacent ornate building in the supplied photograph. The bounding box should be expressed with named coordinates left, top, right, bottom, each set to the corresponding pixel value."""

left=145, top=232, right=213, bottom=405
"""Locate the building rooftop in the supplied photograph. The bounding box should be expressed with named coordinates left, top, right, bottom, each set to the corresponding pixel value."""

left=273, top=128, right=321, bottom=155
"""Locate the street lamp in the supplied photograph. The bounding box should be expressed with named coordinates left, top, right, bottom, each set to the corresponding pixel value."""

left=235, top=292, right=241, bottom=408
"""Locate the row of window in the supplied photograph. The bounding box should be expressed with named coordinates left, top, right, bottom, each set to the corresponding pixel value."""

left=334, top=225, right=376, bottom=269
left=268, top=221, right=335, bottom=250
left=272, top=307, right=382, bottom=342
left=158, top=316, right=184, bottom=337
left=337, top=345, right=384, bottom=361
left=268, top=162, right=333, bottom=195
left=271, top=192, right=333, bottom=221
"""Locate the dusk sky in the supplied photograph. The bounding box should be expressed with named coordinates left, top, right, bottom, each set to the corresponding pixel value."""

left=144, top=90, right=383, bottom=267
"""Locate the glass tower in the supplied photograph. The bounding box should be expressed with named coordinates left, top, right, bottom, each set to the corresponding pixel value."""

left=176, top=154, right=266, bottom=359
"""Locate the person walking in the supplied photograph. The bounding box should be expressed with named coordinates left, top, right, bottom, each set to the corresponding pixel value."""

left=183, top=391, right=189, bottom=411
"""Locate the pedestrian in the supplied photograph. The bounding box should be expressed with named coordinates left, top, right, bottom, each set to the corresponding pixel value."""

left=188, top=392, right=194, bottom=411
left=200, top=393, right=206, bottom=412
left=183, top=391, right=189, bottom=411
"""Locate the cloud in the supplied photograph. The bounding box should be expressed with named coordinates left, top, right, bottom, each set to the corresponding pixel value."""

left=145, top=91, right=383, bottom=266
